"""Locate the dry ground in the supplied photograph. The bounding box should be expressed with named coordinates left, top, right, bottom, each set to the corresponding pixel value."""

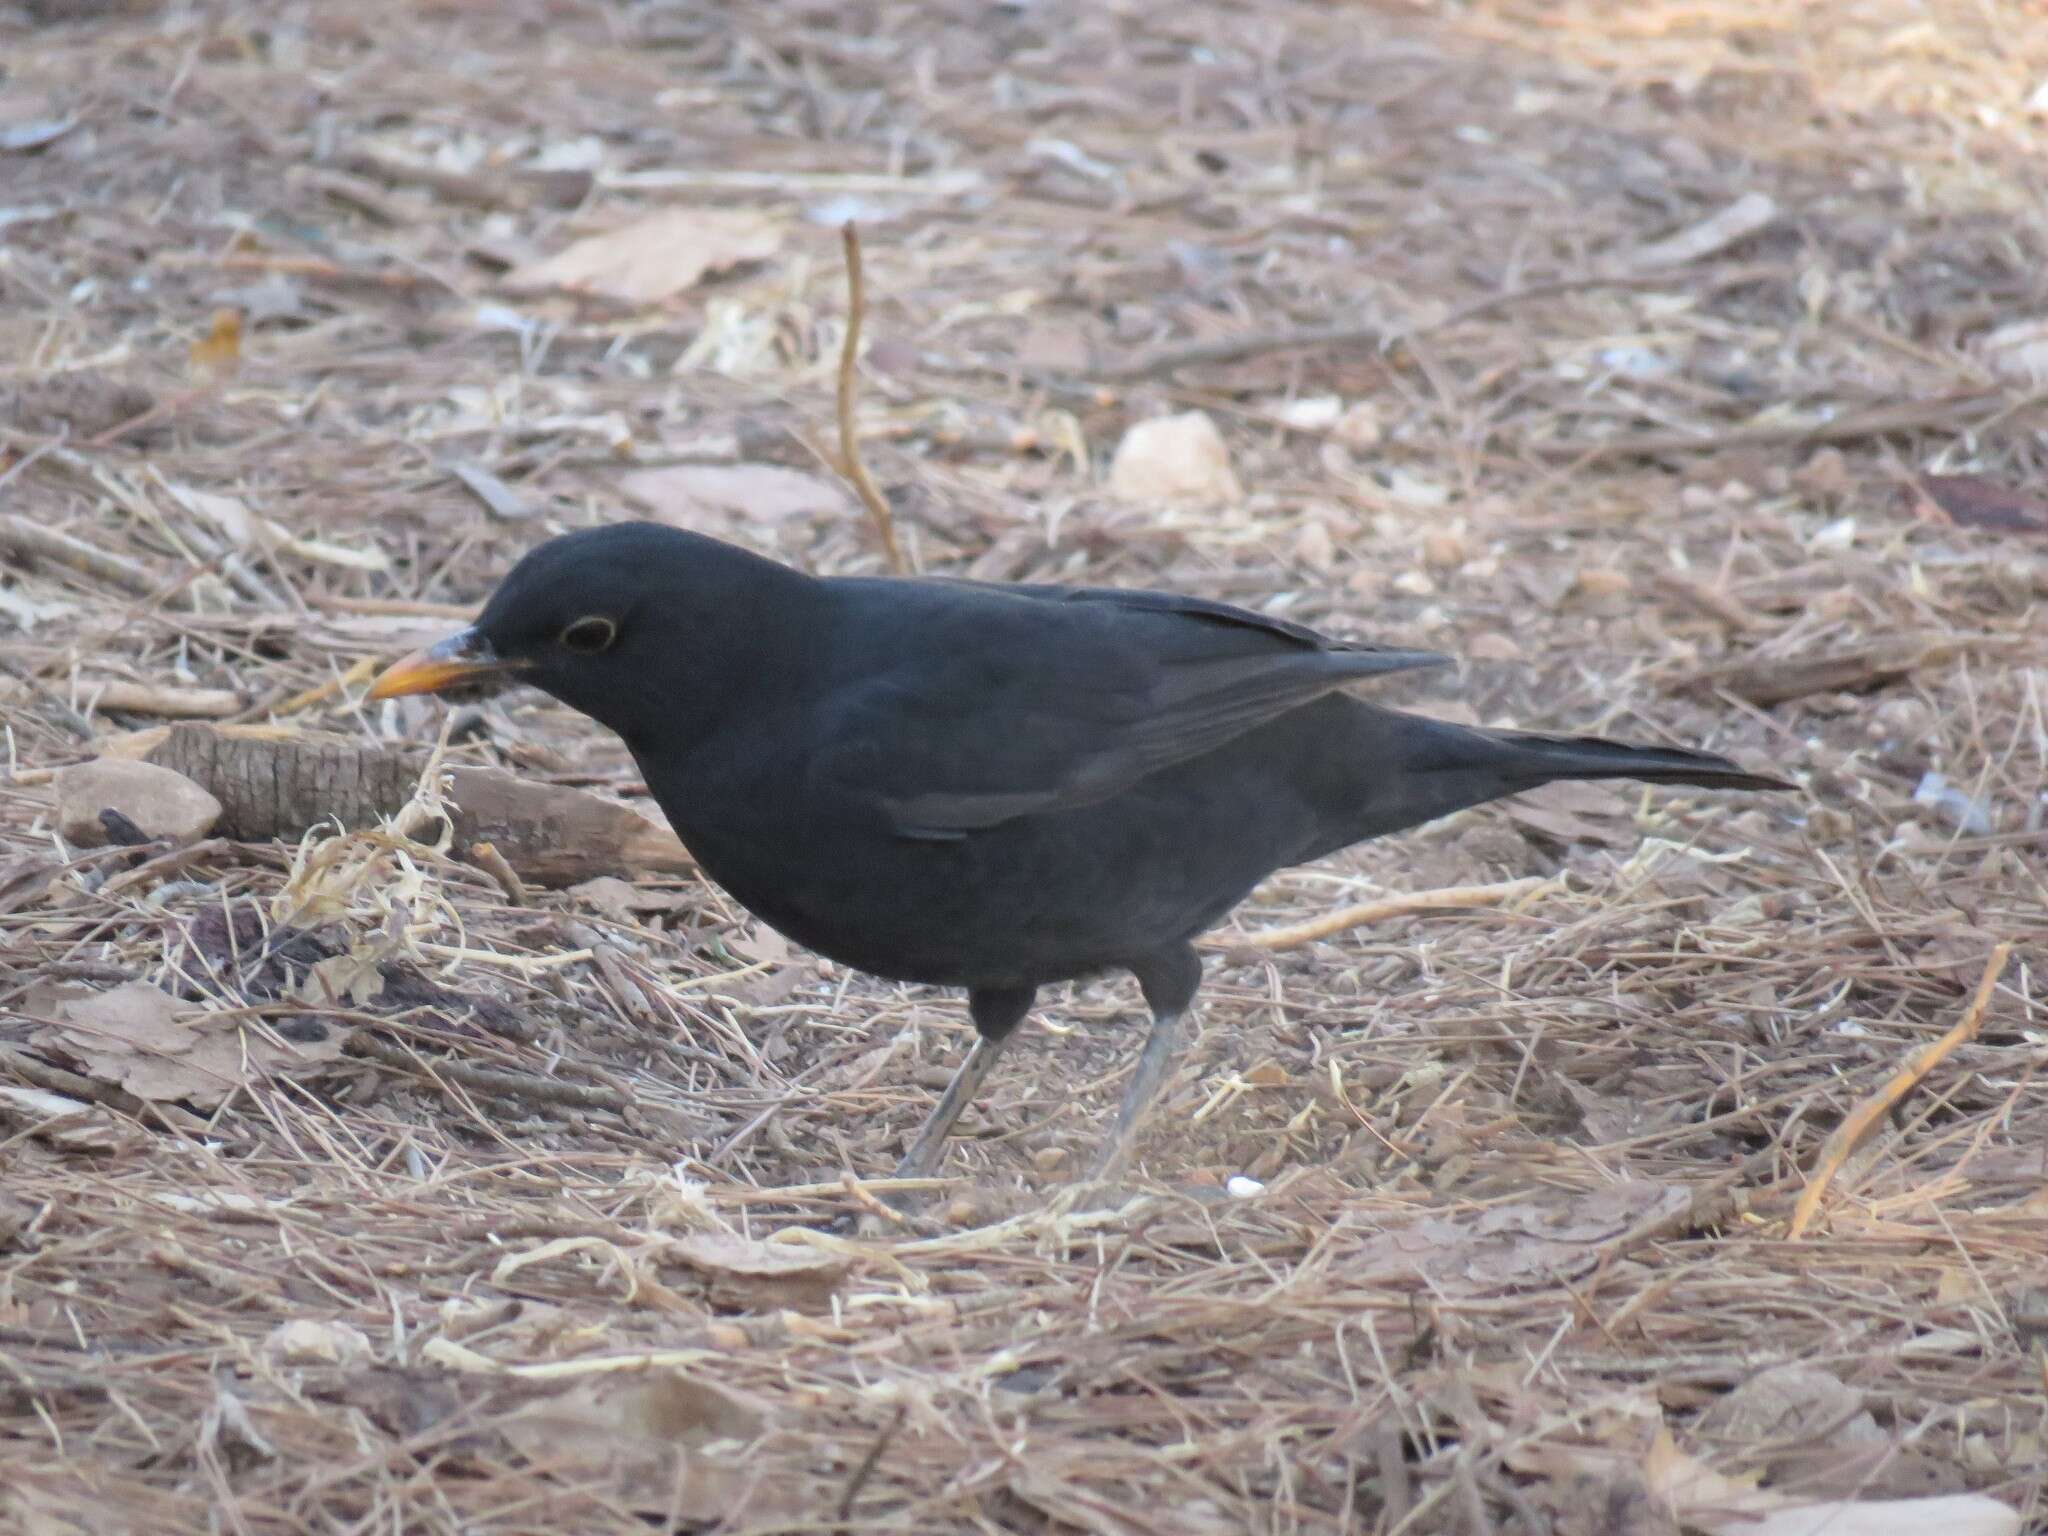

left=2, top=1, right=2046, bottom=1531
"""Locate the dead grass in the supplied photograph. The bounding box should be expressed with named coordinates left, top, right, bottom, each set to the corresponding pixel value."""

left=2, top=0, right=2045, bottom=1531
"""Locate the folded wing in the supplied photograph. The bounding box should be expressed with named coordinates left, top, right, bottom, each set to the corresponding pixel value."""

left=823, top=582, right=1448, bottom=840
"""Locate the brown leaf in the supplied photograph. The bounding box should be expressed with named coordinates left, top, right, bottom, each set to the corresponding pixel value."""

left=664, top=1232, right=849, bottom=1311
left=1641, top=1426, right=2019, bottom=1536
left=619, top=462, right=851, bottom=532
left=567, top=875, right=694, bottom=923
left=1913, top=474, right=2048, bottom=535
left=0, top=1084, right=134, bottom=1154
left=1506, top=779, right=1628, bottom=847
left=0, top=856, right=63, bottom=915
left=500, top=1370, right=770, bottom=1521
left=447, top=461, right=534, bottom=522
left=37, top=980, right=346, bottom=1109
left=1346, top=1182, right=1691, bottom=1295
left=504, top=209, right=783, bottom=306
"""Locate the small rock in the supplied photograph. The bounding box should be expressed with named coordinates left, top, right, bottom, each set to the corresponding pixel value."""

left=1467, top=632, right=1523, bottom=662
left=1796, top=446, right=1850, bottom=495
left=1225, top=1175, right=1265, bottom=1199
left=1334, top=400, right=1382, bottom=450
left=1575, top=567, right=1633, bottom=598
left=1263, top=394, right=1342, bottom=431
left=1979, top=316, right=2048, bottom=386
left=1107, top=411, right=1243, bottom=506
left=265, top=1318, right=373, bottom=1367
left=1421, top=531, right=1468, bottom=570
left=55, top=759, right=221, bottom=848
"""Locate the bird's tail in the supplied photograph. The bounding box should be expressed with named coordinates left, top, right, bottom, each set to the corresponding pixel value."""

left=1318, top=703, right=1791, bottom=852
left=1458, top=725, right=1792, bottom=794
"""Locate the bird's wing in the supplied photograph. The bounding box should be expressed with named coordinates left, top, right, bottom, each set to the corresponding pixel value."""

left=823, top=585, right=1449, bottom=840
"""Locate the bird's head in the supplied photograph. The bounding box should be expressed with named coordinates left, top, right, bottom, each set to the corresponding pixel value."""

left=365, top=522, right=805, bottom=748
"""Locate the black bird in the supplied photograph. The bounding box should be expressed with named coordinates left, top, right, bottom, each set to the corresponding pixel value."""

left=368, top=523, right=1787, bottom=1182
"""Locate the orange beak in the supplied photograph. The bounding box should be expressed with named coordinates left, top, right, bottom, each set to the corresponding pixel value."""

left=365, top=628, right=524, bottom=700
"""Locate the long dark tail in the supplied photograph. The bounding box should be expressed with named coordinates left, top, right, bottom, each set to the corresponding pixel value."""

left=1457, top=724, right=1791, bottom=794
left=1322, top=702, right=1791, bottom=851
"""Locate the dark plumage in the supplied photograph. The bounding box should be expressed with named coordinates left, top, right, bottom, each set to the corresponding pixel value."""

left=369, top=523, right=1789, bottom=1181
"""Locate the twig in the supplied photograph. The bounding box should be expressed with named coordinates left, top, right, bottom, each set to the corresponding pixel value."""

left=838, top=1171, right=909, bottom=1228
left=1205, top=876, right=1557, bottom=953
left=0, top=513, right=158, bottom=595
left=83, top=384, right=221, bottom=449
left=153, top=251, right=439, bottom=290
left=0, top=1042, right=149, bottom=1118
left=0, top=655, right=96, bottom=740
left=1787, top=942, right=2012, bottom=1240
left=836, top=223, right=905, bottom=574
left=76, top=681, right=244, bottom=719
left=98, top=838, right=231, bottom=899
left=0, top=432, right=64, bottom=494
left=465, top=841, right=530, bottom=907
left=835, top=1404, right=907, bottom=1522
left=1070, top=272, right=1687, bottom=384
left=346, top=1036, right=629, bottom=1113
left=1530, top=391, right=2037, bottom=462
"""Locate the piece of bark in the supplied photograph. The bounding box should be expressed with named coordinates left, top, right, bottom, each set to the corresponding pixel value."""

left=1679, top=636, right=1943, bottom=707
left=115, top=723, right=692, bottom=884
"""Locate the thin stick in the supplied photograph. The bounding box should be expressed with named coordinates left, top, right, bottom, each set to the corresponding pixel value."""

left=0, top=513, right=158, bottom=595
left=835, top=1403, right=906, bottom=1521
left=1787, top=942, right=2011, bottom=1240
left=836, top=223, right=905, bottom=574
left=1205, top=876, right=1556, bottom=952
left=1071, top=271, right=1694, bottom=384
left=1529, top=390, right=2032, bottom=462
left=464, top=840, right=530, bottom=907
left=347, top=1035, right=629, bottom=1113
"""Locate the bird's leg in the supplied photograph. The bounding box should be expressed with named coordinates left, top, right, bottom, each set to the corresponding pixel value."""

left=1088, top=944, right=1204, bottom=1181
left=891, top=985, right=1036, bottom=1181
left=1087, top=1007, right=1184, bottom=1180
left=892, top=1032, right=1013, bottom=1180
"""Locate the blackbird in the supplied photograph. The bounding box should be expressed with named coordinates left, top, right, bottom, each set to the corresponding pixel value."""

left=368, top=523, right=1788, bottom=1181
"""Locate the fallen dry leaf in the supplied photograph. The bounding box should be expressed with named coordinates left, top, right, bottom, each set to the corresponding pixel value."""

left=265, top=1318, right=374, bottom=1367
left=567, top=875, right=695, bottom=923
left=619, top=462, right=851, bottom=532
left=1346, top=1182, right=1690, bottom=1294
left=32, top=980, right=347, bottom=1109
left=1506, top=780, right=1630, bottom=847
left=505, top=208, right=783, bottom=306
left=1913, top=474, right=2048, bottom=535
left=499, top=1369, right=771, bottom=1521
left=0, top=1083, right=134, bottom=1153
left=1977, top=316, right=2048, bottom=386
left=1643, top=1426, right=2019, bottom=1536
left=169, top=483, right=389, bottom=572
left=664, top=1232, right=849, bottom=1311
left=1630, top=191, right=1777, bottom=269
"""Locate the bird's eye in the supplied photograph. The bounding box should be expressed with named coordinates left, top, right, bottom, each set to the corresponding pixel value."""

left=558, top=616, right=617, bottom=655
